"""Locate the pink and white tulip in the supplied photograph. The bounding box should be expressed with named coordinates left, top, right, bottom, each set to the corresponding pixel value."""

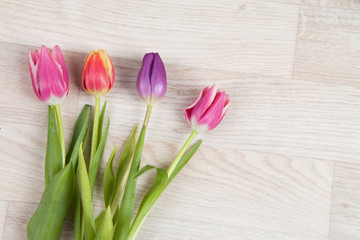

left=185, top=84, right=229, bottom=132
left=28, top=45, right=69, bottom=105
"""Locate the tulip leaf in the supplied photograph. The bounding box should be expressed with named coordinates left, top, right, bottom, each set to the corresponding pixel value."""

left=168, top=140, right=202, bottom=185
left=97, top=100, right=107, bottom=147
left=89, top=117, right=110, bottom=195
left=110, top=124, right=137, bottom=214
left=114, top=125, right=146, bottom=240
left=78, top=143, right=96, bottom=239
left=27, top=163, right=75, bottom=240
left=66, top=105, right=91, bottom=165
left=82, top=124, right=90, bottom=152
left=133, top=165, right=156, bottom=180
left=73, top=170, right=81, bottom=240
left=95, top=207, right=114, bottom=240
left=95, top=211, right=105, bottom=231
left=128, top=168, right=168, bottom=240
left=103, top=145, right=117, bottom=207
left=45, top=105, right=63, bottom=187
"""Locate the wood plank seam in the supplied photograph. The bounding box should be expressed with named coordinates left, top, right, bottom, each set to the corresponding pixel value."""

left=2, top=202, right=8, bottom=240
left=328, top=161, right=336, bottom=239
left=292, top=4, right=301, bottom=79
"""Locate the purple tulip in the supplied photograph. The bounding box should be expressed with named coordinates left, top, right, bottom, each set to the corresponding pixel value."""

left=136, top=53, right=167, bottom=104
left=29, top=45, right=69, bottom=105
left=185, top=84, right=230, bottom=132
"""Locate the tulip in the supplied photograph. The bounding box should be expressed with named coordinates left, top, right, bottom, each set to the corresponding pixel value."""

left=136, top=53, right=167, bottom=105
left=185, top=84, right=230, bottom=132
left=81, top=49, right=114, bottom=169
left=81, top=49, right=114, bottom=98
left=29, top=45, right=69, bottom=105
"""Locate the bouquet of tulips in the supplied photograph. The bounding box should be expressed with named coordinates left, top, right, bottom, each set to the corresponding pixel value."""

left=26, top=45, right=230, bottom=240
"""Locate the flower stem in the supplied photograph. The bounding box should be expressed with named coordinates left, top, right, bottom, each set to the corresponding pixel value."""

left=90, top=97, right=100, bottom=163
left=143, top=104, right=152, bottom=128
left=167, top=129, right=198, bottom=177
left=54, top=104, right=65, bottom=167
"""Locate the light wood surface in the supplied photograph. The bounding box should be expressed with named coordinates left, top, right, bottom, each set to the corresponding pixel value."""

left=0, top=0, right=359, bottom=239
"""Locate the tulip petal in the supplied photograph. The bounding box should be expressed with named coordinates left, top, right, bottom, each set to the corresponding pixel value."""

left=150, top=53, right=167, bottom=101
left=185, top=87, right=209, bottom=124
left=81, top=50, right=96, bottom=91
left=98, top=50, right=115, bottom=90
left=28, top=52, right=42, bottom=100
left=197, top=91, right=226, bottom=131
left=37, top=46, right=65, bottom=102
left=51, top=45, right=69, bottom=94
left=136, top=53, right=154, bottom=101
left=191, top=84, right=217, bottom=123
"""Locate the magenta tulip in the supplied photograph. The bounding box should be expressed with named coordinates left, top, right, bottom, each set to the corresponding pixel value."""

left=185, top=84, right=230, bottom=132
left=136, top=52, right=167, bottom=104
left=28, top=45, right=69, bottom=105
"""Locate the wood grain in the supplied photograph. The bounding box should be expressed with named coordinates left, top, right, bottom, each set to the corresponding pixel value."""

left=330, top=162, right=360, bottom=239
left=0, top=201, right=8, bottom=240
left=0, top=0, right=299, bottom=78
left=293, top=5, right=360, bottom=87
left=275, top=0, right=360, bottom=9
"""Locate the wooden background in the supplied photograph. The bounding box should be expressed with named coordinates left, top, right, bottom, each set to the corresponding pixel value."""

left=0, top=0, right=360, bottom=239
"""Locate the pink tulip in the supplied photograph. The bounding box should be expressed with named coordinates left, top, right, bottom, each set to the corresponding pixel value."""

left=28, top=45, right=69, bottom=105
left=185, top=84, right=230, bottom=132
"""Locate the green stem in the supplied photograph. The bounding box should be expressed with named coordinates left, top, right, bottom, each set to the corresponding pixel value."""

left=54, top=104, right=65, bottom=167
left=143, top=104, right=152, bottom=128
left=167, top=129, right=198, bottom=177
left=90, top=97, right=100, bottom=163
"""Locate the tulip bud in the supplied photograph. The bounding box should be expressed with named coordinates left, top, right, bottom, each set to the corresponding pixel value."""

left=185, top=84, right=230, bottom=132
left=136, top=53, right=167, bottom=104
left=81, top=49, right=114, bottom=98
left=28, top=45, right=69, bottom=105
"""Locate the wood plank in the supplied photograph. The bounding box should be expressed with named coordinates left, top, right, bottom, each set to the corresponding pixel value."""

left=0, top=201, right=8, bottom=240
left=85, top=134, right=334, bottom=238
left=3, top=201, right=328, bottom=240
left=77, top=56, right=360, bottom=163
left=293, top=5, right=360, bottom=87
left=275, top=0, right=360, bottom=9
left=0, top=122, right=74, bottom=202
left=330, top=162, right=360, bottom=239
left=0, top=0, right=299, bottom=77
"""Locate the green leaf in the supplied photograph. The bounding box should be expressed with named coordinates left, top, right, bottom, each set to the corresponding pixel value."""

left=110, top=124, right=137, bottom=214
left=27, top=163, right=75, bottom=240
left=73, top=170, right=81, bottom=240
left=89, top=117, right=110, bottom=195
left=66, top=105, right=91, bottom=164
left=128, top=168, right=168, bottom=240
left=97, top=100, right=107, bottom=147
left=103, top=145, right=117, bottom=207
left=114, top=125, right=146, bottom=240
left=78, top=143, right=96, bottom=239
left=45, top=105, right=63, bottom=187
left=133, top=165, right=156, bottom=179
left=82, top=124, right=90, bottom=152
left=95, top=207, right=114, bottom=240
left=69, top=122, right=89, bottom=170
left=168, top=140, right=202, bottom=185
left=95, top=211, right=105, bottom=231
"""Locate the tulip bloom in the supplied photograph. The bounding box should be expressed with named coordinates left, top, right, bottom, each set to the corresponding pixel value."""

left=81, top=49, right=114, bottom=98
left=185, top=84, right=230, bottom=132
left=28, top=45, right=69, bottom=105
left=136, top=53, right=167, bottom=104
